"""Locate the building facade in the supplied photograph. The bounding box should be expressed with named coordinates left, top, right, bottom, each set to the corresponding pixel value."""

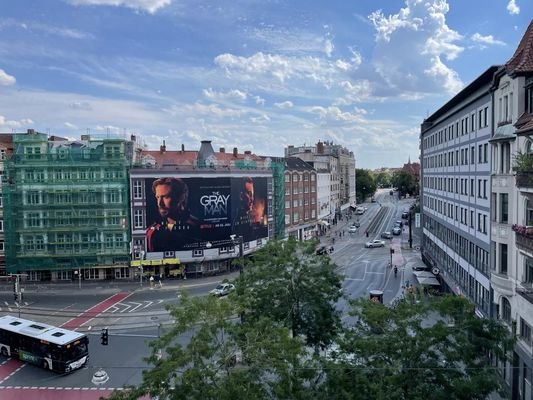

left=285, top=140, right=356, bottom=222
left=129, top=141, right=273, bottom=278
left=420, top=66, right=497, bottom=318
left=0, top=134, right=13, bottom=276
left=4, top=131, right=132, bottom=281
left=282, top=157, right=318, bottom=241
left=490, top=21, right=533, bottom=399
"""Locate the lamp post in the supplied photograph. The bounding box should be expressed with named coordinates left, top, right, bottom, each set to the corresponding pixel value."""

left=139, top=250, right=145, bottom=287
left=230, top=235, right=244, bottom=275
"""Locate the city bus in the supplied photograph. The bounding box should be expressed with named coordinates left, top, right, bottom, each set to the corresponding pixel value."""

left=0, top=315, right=89, bottom=373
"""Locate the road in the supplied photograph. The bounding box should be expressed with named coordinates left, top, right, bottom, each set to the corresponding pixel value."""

left=0, top=189, right=419, bottom=399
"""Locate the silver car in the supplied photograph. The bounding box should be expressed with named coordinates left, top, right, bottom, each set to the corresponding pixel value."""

left=365, top=240, right=385, bottom=248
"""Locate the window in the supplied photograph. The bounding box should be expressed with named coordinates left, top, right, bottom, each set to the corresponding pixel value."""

left=285, top=175, right=290, bottom=182
left=501, top=297, right=511, bottom=323
left=0, top=240, right=4, bottom=252
left=27, top=191, right=40, bottom=205
left=500, top=193, right=508, bottom=223
left=520, top=318, right=532, bottom=345
left=107, top=191, right=120, bottom=203
left=525, top=257, right=533, bottom=284
left=285, top=200, right=290, bottom=209
left=285, top=214, right=290, bottom=224
left=133, top=180, right=143, bottom=199
left=500, top=243, right=508, bottom=275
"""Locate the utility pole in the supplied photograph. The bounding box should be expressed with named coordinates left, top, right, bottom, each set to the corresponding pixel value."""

left=10, top=274, right=26, bottom=317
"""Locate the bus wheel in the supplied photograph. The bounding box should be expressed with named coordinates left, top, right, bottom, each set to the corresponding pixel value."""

left=0, top=347, right=7, bottom=357
left=43, top=360, right=49, bottom=370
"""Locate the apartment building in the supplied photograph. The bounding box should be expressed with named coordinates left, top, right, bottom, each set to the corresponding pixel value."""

left=0, top=134, right=13, bottom=276
left=420, top=66, right=497, bottom=318
left=490, top=21, right=533, bottom=399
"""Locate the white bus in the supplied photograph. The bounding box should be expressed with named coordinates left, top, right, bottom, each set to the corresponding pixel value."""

left=0, top=315, right=89, bottom=373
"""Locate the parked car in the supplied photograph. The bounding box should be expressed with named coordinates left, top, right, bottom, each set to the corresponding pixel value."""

left=352, top=221, right=361, bottom=228
left=348, top=225, right=358, bottom=233
left=395, top=220, right=403, bottom=228
left=392, top=227, right=402, bottom=235
left=402, top=211, right=409, bottom=219
left=316, top=246, right=329, bottom=255
left=209, top=283, right=235, bottom=297
left=365, top=239, right=385, bottom=248
left=381, top=231, right=393, bottom=239
left=371, top=198, right=376, bottom=203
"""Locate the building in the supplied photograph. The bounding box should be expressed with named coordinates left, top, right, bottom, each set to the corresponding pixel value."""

left=0, top=134, right=13, bottom=276
left=129, top=140, right=273, bottom=278
left=285, top=140, right=356, bottom=222
left=489, top=20, right=533, bottom=399
left=280, top=157, right=318, bottom=241
left=4, top=130, right=133, bottom=281
left=420, top=66, right=497, bottom=317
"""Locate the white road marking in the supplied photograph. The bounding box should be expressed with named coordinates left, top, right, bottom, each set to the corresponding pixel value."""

left=128, top=302, right=142, bottom=313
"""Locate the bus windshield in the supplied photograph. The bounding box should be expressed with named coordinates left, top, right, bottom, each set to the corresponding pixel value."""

left=61, top=338, right=88, bottom=362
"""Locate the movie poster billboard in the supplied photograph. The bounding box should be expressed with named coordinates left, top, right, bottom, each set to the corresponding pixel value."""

left=145, top=176, right=268, bottom=252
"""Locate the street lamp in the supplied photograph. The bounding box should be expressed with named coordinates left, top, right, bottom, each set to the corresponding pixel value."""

left=139, top=250, right=145, bottom=288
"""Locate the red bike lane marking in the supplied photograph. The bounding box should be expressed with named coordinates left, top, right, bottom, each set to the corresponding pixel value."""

left=62, top=291, right=131, bottom=330
left=0, top=292, right=132, bottom=387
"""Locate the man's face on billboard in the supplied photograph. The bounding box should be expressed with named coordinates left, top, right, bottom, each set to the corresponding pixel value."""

left=242, top=181, right=254, bottom=212
left=155, top=184, right=180, bottom=219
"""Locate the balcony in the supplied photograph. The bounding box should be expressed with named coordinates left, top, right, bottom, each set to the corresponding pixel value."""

left=513, top=224, right=533, bottom=255
left=516, top=170, right=533, bottom=189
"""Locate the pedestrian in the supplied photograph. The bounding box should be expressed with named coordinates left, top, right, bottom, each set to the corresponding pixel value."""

left=149, top=275, right=154, bottom=288
left=393, top=265, right=398, bottom=278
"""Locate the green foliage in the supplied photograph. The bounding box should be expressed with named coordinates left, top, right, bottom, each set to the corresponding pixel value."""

left=356, top=169, right=377, bottom=202
left=514, top=151, right=533, bottom=172
left=318, top=295, right=514, bottom=400
left=236, top=238, right=342, bottom=348
left=373, top=171, right=392, bottom=188
left=391, top=170, right=416, bottom=197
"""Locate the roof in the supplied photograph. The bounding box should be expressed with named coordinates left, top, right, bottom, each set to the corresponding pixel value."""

left=505, top=20, right=533, bottom=76
left=421, top=66, right=499, bottom=134
left=284, top=157, right=315, bottom=171
left=515, top=112, right=533, bottom=136
left=0, top=315, right=86, bottom=346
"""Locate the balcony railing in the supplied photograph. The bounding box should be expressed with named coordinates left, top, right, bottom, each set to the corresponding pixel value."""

left=513, top=224, right=533, bottom=254
left=516, top=170, right=533, bottom=189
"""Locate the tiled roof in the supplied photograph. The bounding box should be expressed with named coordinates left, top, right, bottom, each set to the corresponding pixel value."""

left=515, top=112, right=533, bottom=136
left=505, top=20, right=533, bottom=75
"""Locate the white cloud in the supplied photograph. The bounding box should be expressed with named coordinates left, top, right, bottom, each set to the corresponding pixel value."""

left=0, top=115, right=33, bottom=129
left=308, top=106, right=368, bottom=123
left=324, top=39, right=334, bottom=57
left=0, top=69, right=16, bottom=86
left=0, top=18, right=94, bottom=40
left=202, top=88, right=247, bottom=102
left=253, top=96, right=265, bottom=106
left=274, top=101, right=293, bottom=109
left=335, top=80, right=374, bottom=105
left=64, top=122, right=78, bottom=129
left=507, top=0, right=520, bottom=15
left=65, top=0, right=171, bottom=13
left=471, top=33, right=506, bottom=47
left=369, top=0, right=464, bottom=95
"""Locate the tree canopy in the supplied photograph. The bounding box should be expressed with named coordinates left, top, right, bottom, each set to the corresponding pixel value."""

left=391, top=170, right=416, bottom=197
left=106, top=241, right=514, bottom=400
left=356, top=169, right=376, bottom=202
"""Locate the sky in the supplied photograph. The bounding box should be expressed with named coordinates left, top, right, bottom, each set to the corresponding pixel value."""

left=0, top=0, right=532, bottom=169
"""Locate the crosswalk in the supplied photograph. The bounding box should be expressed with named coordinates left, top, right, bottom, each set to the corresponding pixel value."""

left=0, top=301, right=30, bottom=312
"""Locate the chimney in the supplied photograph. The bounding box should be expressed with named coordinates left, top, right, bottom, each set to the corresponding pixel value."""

left=181, top=144, right=185, bottom=152
left=316, top=141, right=324, bottom=154
left=27, top=129, right=35, bottom=135
left=130, top=134, right=136, bottom=142
left=160, top=140, right=166, bottom=153
left=219, top=147, right=225, bottom=153
left=233, top=147, right=238, bottom=157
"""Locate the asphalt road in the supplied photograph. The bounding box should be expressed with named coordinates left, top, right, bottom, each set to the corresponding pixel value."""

left=0, top=189, right=419, bottom=399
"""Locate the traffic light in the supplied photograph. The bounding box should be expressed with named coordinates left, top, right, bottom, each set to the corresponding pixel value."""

left=101, top=328, right=108, bottom=346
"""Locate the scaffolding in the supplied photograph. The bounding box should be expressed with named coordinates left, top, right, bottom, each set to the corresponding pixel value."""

left=4, top=132, right=132, bottom=278
left=270, top=159, right=286, bottom=239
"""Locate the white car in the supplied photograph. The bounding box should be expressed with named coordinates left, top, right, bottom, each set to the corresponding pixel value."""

left=365, top=240, right=385, bottom=248
left=348, top=225, right=358, bottom=233
left=209, top=283, right=235, bottom=297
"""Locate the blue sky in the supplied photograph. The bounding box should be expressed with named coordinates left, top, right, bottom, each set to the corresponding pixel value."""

left=0, top=0, right=531, bottom=169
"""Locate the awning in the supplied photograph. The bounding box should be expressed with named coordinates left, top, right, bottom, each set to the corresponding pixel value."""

left=130, top=260, right=141, bottom=267
left=163, top=258, right=180, bottom=265
left=413, top=271, right=440, bottom=286
left=318, top=220, right=330, bottom=227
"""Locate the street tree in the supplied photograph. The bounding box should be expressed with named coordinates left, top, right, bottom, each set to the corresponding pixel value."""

left=355, top=169, right=376, bottom=202
left=391, top=170, right=415, bottom=197
left=106, top=293, right=320, bottom=400
left=236, top=238, right=342, bottom=349
left=318, top=295, right=514, bottom=400
left=373, top=171, right=392, bottom=188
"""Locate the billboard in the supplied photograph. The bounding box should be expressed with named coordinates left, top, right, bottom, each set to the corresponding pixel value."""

left=145, top=176, right=268, bottom=252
